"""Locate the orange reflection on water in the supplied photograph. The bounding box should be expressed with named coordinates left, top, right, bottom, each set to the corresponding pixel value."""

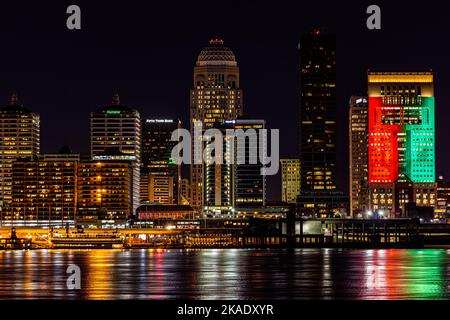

left=85, top=250, right=115, bottom=299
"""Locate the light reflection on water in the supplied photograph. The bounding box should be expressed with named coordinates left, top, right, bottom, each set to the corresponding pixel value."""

left=0, top=248, right=448, bottom=300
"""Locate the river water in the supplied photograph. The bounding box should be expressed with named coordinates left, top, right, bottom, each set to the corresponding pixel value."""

left=0, top=248, right=448, bottom=300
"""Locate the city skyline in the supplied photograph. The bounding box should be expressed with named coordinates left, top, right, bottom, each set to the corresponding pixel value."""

left=0, top=0, right=448, bottom=202
left=2, top=0, right=450, bottom=305
left=0, top=48, right=442, bottom=203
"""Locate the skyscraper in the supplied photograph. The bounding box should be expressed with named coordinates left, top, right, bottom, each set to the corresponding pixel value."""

left=234, top=119, right=266, bottom=208
left=141, top=119, right=180, bottom=205
left=297, top=30, right=344, bottom=218
left=90, top=94, right=141, bottom=215
left=281, top=157, right=301, bottom=204
left=299, top=29, right=336, bottom=192
left=190, top=39, right=243, bottom=214
left=0, top=94, right=40, bottom=209
left=349, top=96, right=369, bottom=217
left=203, top=119, right=266, bottom=215
left=367, top=71, right=435, bottom=217
left=203, top=121, right=235, bottom=216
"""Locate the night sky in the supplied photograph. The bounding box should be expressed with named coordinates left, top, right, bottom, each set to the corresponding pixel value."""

left=0, top=0, right=447, bottom=201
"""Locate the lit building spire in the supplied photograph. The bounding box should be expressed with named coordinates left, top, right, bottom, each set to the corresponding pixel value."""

left=209, top=38, right=224, bottom=46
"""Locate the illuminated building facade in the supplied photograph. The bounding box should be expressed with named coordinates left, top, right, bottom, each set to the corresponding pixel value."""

left=368, top=71, right=436, bottom=217
left=0, top=94, right=40, bottom=209
left=141, top=119, right=180, bottom=204
left=203, top=119, right=266, bottom=215
left=147, top=175, right=175, bottom=204
left=90, top=94, right=141, bottom=215
left=234, top=203, right=292, bottom=219
left=6, top=157, right=77, bottom=227
left=136, top=204, right=195, bottom=221
left=203, top=121, right=235, bottom=216
left=393, top=182, right=436, bottom=216
left=296, top=191, right=348, bottom=218
left=413, top=183, right=437, bottom=207
left=369, top=183, right=394, bottom=215
left=297, top=29, right=340, bottom=217
left=190, top=39, right=243, bottom=214
left=349, top=96, right=369, bottom=217
left=280, top=157, right=301, bottom=204
left=3, top=149, right=135, bottom=227
left=77, top=161, right=133, bottom=227
left=436, top=176, right=450, bottom=218
left=299, top=29, right=337, bottom=191
left=180, top=178, right=190, bottom=205
left=234, top=119, right=266, bottom=208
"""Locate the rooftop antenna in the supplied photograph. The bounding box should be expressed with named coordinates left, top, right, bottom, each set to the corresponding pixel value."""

left=112, top=93, right=120, bottom=105
left=11, top=93, right=18, bottom=106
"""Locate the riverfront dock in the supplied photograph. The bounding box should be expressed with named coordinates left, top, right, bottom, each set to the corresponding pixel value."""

left=2, top=218, right=450, bottom=249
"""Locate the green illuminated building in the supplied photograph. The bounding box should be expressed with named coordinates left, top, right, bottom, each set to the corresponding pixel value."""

left=405, top=96, right=435, bottom=182
left=368, top=72, right=436, bottom=217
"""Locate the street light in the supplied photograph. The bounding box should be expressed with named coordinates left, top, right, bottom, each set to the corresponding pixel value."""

left=378, top=210, right=384, bottom=219
left=366, top=210, right=373, bottom=218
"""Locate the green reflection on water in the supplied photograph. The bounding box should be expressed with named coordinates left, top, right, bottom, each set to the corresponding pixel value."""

left=405, top=249, right=446, bottom=299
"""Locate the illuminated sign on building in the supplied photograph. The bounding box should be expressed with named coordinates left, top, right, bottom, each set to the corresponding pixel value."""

left=146, top=119, right=175, bottom=123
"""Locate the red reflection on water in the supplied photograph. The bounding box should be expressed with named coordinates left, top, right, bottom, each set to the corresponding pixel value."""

left=148, top=249, right=166, bottom=299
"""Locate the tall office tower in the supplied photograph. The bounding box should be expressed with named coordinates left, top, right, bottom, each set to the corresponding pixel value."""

left=8, top=157, right=77, bottom=227
left=281, top=157, right=301, bottom=204
left=77, top=161, right=133, bottom=227
left=234, top=119, right=266, bottom=208
left=297, top=30, right=343, bottom=218
left=203, top=119, right=266, bottom=215
left=141, top=119, right=181, bottom=204
left=90, top=94, right=141, bottom=215
left=368, top=71, right=435, bottom=217
left=299, top=29, right=337, bottom=192
left=349, top=96, right=369, bottom=217
left=203, top=121, right=236, bottom=216
left=0, top=94, right=40, bottom=209
left=190, top=39, right=243, bottom=214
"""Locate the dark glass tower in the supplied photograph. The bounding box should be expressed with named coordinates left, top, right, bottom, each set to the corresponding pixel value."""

left=299, top=29, right=337, bottom=192
left=234, top=119, right=266, bottom=208
left=202, top=118, right=266, bottom=216
left=141, top=119, right=180, bottom=170
left=141, top=119, right=181, bottom=205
